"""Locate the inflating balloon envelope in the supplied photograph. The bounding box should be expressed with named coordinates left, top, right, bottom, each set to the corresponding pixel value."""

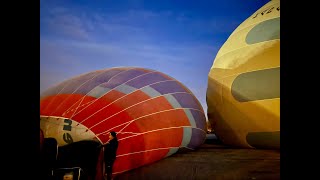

left=206, top=0, right=280, bottom=149
left=40, top=67, right=207, bottom=175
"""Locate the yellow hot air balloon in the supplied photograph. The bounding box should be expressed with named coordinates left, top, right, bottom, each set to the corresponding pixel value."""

left=206, top=0, right=280, bottom=149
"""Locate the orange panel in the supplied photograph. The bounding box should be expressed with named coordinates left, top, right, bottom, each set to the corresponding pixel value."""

left=113, top=90, right=151, bottom=109
left=124, top=96, right=174, bottom=119
left=89, top=96, right=174, bottom=134
left=96, top=123, right=137, bottom=143
left=113, top=149, right=169, bottom=174
left=100, top=90, right=126, bottom=103
left=40, top=94, right=70, bottom=115
left=123, top=109, right=190, bottom=133
left=63, top=96, right=97, bottom=118
left=89, top=110, right=132, bottom=134
left=70, top=90, right=124, bottom=120
left=40, top=96, right=53, bottom=114
left=50, top=94, right=85, bottom=116
left=116, top=128, right=183, bottom=155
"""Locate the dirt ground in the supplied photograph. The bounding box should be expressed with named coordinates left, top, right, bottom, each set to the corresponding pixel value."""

left=113, top=141, right=280, bottom=180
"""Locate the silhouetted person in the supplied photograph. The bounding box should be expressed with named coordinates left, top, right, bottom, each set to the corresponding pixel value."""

left=40, top=129, right=44, bottom=152
left=41, top=137, right=58, bottom=180
left=99, top=131, right=118, bottom=180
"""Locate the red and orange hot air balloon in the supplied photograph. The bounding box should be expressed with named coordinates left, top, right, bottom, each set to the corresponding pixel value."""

left=40, top=67, right=207, bottom=175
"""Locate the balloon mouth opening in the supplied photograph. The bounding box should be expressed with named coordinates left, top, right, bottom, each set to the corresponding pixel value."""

left=40, top=116, right=99, bottom=146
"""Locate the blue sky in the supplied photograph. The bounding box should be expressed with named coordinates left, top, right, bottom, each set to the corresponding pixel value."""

left=40, top=0, right=270, bottom=115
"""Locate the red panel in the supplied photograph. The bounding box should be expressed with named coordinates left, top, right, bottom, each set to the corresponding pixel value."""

left=95, top=148, right=104, bottom=180
left=49, top=94, right=86, bottom=116
left=96, top=123, right=136, bottom=143
left=90, top=96, right=174, bottom=134
left=40, top=129, right=44, bottom=152
left=40, top=96, right=53, bottom=114
left=89, top=109, right=132, bottom=134
left=113, top=90, right=151, bottom=109
left=123, top=109, right=190, bottom=133
left=71, top=90, right=125, bottom=123
left=72, top=98, right=115, bottom=123
left=116, top=128, right=183, bottom=155
left=141, top=128, right=183, bottom=151
left=113, top=149, right=169, bottom=174
left=62, top=96, right=97, bottom=118
left=63, top=95, right=100, bottom=117
left=125, top=96, right=173, bottom=119
left=100, top=90, right=126, bottom=103
left=40, top=94, right=70, bottom=115
left=85, top=90, right=150, bottom=134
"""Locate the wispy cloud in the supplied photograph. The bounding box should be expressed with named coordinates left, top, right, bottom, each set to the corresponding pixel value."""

left=40, top=35, right=218, bottom=111
left=41, top=5, right=237, bottom=44
left=40, top=1, right=264, bottom=111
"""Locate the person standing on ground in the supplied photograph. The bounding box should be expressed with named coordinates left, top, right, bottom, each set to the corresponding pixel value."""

left=100, top=131, right=118, bottom=180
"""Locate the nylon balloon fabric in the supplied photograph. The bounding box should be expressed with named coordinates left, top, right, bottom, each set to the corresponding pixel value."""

left=206, top=0, right=280, bottom=149
left=40, top=67, right=207, bottom=174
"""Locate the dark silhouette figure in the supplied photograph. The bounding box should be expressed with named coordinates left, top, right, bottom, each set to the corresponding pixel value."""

left=56, top=140, right=101, bottom=180
left=40, top=137, right=58, bottom=180
left=99, top=131, right=118, bottom=180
